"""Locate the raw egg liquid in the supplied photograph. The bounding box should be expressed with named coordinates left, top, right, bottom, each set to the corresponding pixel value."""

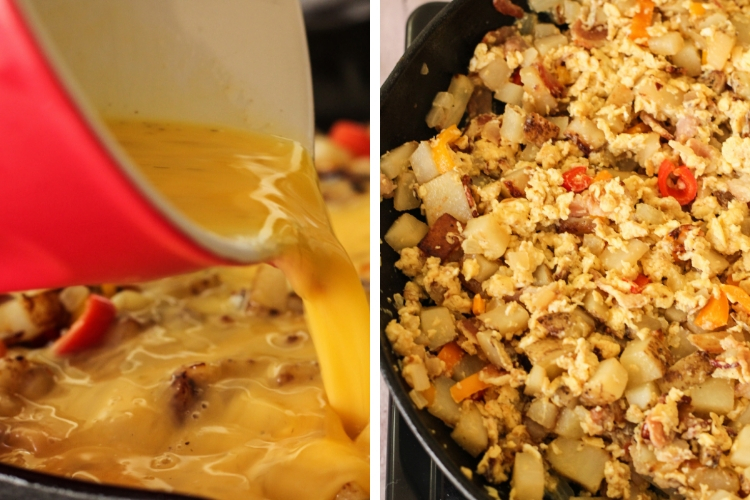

left=109, top=120, right=370, bottom=436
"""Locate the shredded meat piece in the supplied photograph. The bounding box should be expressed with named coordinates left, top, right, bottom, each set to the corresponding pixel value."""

left=571, top=20, right=608, bottom=48
left=640, top=113, right=674, bottom=140
left=557, top=217, right=596, bottom=235
left=537, top=312, right=570, bottom=337
left=492, top=0, right=524, bottom=18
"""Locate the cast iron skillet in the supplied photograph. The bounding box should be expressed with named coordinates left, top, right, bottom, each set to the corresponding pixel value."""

left=380, top=0, right=522, bottom=498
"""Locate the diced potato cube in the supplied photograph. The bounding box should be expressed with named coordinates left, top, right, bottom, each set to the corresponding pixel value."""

left=384, top=213, right=429, bottom=251
left=730, top=426, right=750, bottom=467
left=554, top=407, right=584, bottom=439
left=381, top=141, right=418, bottom=179
left=461, top=213, right=511, bottom=260
left=625, top=381, right=658, bottom=410
left=451, top=401, right=488, bottom=457
left=524, top=365, right=547, bottom=396
left=410, top=141, right=440, bottom=183
left=512, top=449, right=545, bottom=500
left=472, top=255, right=500, bottom=283
left=690, top=377, right=735, bottom=416
left=419, top=307, right=457, bottom=350
left=421, top=170, right=474, bottom=225
left=393, top=171, right=421, bottom=211
left=402, top=359, right=430, bottom=391
left=599, top=239, right=649, bottom=272
left=546, top=437, right=609, bottom=492
left=581, top=358, right=628, bottom=406
left=706, top=32, right=735, bottom=71
left=648, top=32, right=684, bottom=56
left=659, top=351, right=712, bottom=391
left=620, top=335, right=671, bottom=387
left=527, top=397, right=559, bottom=429
left=524, top=338, right=573, bottom=379
left=500, top=105, right=526, bottom=144
left=427, top=376, right=461, bottom=426
left=478, top=302, right=530, bottom=336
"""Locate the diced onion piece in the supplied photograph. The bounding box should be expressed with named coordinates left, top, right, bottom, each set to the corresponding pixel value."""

left=546, top=438, right=608, bottom=492
left=384, top=213, right=429, bottom=251
left=410, top=141, right=440, bottom=184
left=527, top=397, right=559, bottom=429
left=690, top=377, right=735, bottom=415
left=451, top=402, right=488, bottom=457
left=393, top=171, right=420, bottom=211
left=478, top=302, right=530, bottom=336
left=625, top=381, right=658, bottom=409
left=672, top=41, right=702, bottom=77
left=512, top=450, right=545, bottom=500
left=380, top=141, right=418, bottom=179
left=419, top=306, right=457, bottom=350
left=648, top=32, right=684, bottom=56
left=495, top=82, right=524, bottom=106
left=443, top=75, right=474, bottom=130
left=634, top=203, right=665, bottom=225
left=461, top=213, right=510, bottom=260
left=479, top=58, right=512, bottom=92
left=421, top=170, right=474, bottom=225
left=535, top=34, right=567, bottom=56
left=427, top=376, right=461, bottom=425
left=554, top=407, right=584, bottom=439
left=500, top=105, right=526, bottom=144
left=534, top=23, right=560, bottom=38
left=581, top=358, right=628, bottom=406
left=599, top=239, right=649, bottom=272
left=706, top=32, right=735, bottom=71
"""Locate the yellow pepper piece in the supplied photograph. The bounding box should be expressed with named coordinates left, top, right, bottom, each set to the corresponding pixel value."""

left=721, top=284, right=750, bottom=312
left=689, top=1, right=705, bottom=15
left=430, top=125, right=462, bottom=173
left=694, top=290, right=729, bottom=331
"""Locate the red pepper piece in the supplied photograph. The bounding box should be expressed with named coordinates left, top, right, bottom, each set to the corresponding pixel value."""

left=630, top=274, right=650, bottom=294
left=658, top=159, right=697, bottom=205
left=328, top=120, right=369, bottom=157
left=52, top=294, right=116, bottom=355
left=562, top=166, right=593, bottom=193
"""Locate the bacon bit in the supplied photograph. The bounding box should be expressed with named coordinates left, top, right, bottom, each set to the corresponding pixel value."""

left=641, top=113, right=674, bottom=140
left=462, top=175, right=479, bottom=218
left=536, top=63, right=564, bottom=98
left=675, top=115, right=699, bottom=143
left=644, top=417, right=669, bottom=448
left=492, top=0, right=524, bottom=18
left=630, top=274, right=650, bottom=293
left=558, top=217, right=596, bottom=235
left=571, top=20, right=608, bottom=49
left=710, top=359, right=740, bottom=369
left=511, top=68, right=522, bottom=85
left=472, top=294, right=486, bottom=315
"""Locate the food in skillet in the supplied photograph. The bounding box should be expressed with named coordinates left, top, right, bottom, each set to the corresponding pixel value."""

left=0, top=122, right=370, bottom=500
left=382, top=0, right=750, bottom=498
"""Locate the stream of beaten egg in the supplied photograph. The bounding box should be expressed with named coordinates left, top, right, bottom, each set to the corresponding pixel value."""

left=0, top=121, right=370, bottom=499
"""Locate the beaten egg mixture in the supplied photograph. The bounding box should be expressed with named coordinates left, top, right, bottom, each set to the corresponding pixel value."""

left=382, top=0, right=750, bottom=498
left=0, top=122, right=370, bottom=500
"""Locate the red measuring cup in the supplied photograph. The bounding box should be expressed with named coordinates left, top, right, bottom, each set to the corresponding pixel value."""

left=0, top=0, right=314, bottom=293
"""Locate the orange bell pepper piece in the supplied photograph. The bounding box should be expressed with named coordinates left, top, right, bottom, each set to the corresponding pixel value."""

left=630, top=0, right=655, bottom=41
left=422, top=384, right=436, bottom=406
left=721, top=285, right=750, bottom=313
left=430, top=124, right=462, bottom=173
left=438, top=341, right=465, bottom=372
left=450, top=366, right=500, bottom=403
left=593, top=171, right=614, bottom=183
left=694, top=290, right=729, bottom=331
left=472, top=294, right=486, bottom=315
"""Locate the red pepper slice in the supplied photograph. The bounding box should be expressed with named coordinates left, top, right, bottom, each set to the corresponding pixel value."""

left=52, top=294, right=116, bottom=355
left=630, top=274, right=650, bottom=294
left=328, top=120, right=369, bottom=157
left=658, top=159, right=697, bottom=206
left=562, top=166, right=593, bottom=193
left=511, top=68, right=522, bottom=85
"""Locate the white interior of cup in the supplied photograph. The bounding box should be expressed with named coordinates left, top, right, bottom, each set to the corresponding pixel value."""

left=14, top=0, right=314, bottom=263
